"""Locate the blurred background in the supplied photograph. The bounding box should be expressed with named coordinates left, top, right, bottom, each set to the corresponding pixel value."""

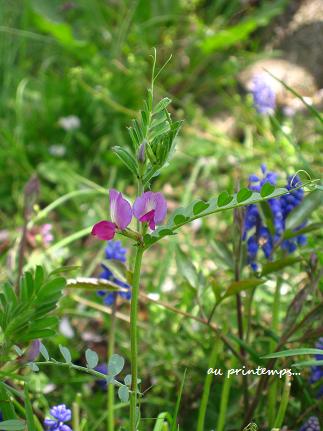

left=0, top=0, right=322, bottom=429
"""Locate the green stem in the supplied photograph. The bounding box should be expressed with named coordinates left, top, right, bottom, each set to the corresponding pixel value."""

left=273, top=375, right=291, bottom=429
left=216, top=359, right=234, bottom=431
left=196, top=338, right=222, bottom=431
left=129, top=246, right=144, bottom=431
left=108, top=302, right=117, bottom=431
left=268, top=279, right=281, bottom=427
left=72, top=393, right=81, bottom=431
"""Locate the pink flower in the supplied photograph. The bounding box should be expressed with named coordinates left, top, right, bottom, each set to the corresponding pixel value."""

left=92, top=189, right=132, bottom=240
left=133, top=192, right=167, bottom=230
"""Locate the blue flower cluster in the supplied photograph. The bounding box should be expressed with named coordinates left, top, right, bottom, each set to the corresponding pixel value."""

left=251, top=74, right=276, bottom=115
left=309, top=338, right=323, bottom=398
left=300, top=416, right=321, bottom=431
left=44, top=404, right=72, bottom=431
left=244, top=165, right=306, bottom=270
left=97, top=241, right=131, bottom=306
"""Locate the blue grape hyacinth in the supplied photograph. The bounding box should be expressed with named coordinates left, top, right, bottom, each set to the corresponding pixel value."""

left=300, top=416, right=321, bottom=431
left=251, top=74, right=276, bottom=115
left=244, top=166, right=306, bottom=269
left=97, top=240, right=131, bottom=306
left=44, top=404, right=72, bottom=431
left=309, top=338, right=323, bottom=398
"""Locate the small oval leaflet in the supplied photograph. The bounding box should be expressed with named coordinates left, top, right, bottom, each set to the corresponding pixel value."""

left=260, top=182, right=275, bottom=198
left=237, top=188, right=253, bottom=203
left=108, top=354, right=125, bottom=376
left=85, top=348, right=99, bottom=369
left=59, top=345, right=72, bottom=364
left=217, top=191, right=233, bottom=207
left=40, top=343, right=49, bottom=361
left=158, top=229, right=174, bottom=238
left=174, top=214, right=187, bottom=225
left=118, top=385, right=129, bottom=403
left=193, top=201, right=209, bottom=215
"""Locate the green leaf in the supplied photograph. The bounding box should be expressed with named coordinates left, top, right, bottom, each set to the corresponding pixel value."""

left=85, top=349, right=99, bottom=369
left=117, top=385, right=129, bottom=403
left=59, top=345, right=72, bottom=364
left=112, top=146, right=139, bottom=177
left=108, top=354, right=125, bottom=376
left=285, top=191, right=322, bottom=231
left=283, top=222, right=323, bottom=239
left=153, top=413, right=172, bottom=431
left=217, top=191, right=233, bottom=207
left=124, top=375, right=132, bottom=386
left=261, top=348, right=323, bottom=359
left=293, top=360, right=323, bottom=368
left=193, top=201, right=209, bottom=215
left=39, top=343, right=49, bottom=361
left=17, top=329, right=56, bottom=343
left=0, top=383, right=17, bottom=420
left=237, top=188, right=252, bottom=203
left=24, top=385, right=36, bottom=431
left=261, top=256, right=302, bottom=276
left=174, top=214, right=187, bottom=225
left=0, top=420, right=26, bottom=430
left=260, top=182, right=275, bottom=197
left=154, top=97, right=172, bottom=114
left=28, top=363, right=39, bottom=372
left=49, top=266, right=80, bottom=276
left=171, top=369, right=186, bottom=431
left=66, top=277, right=125, bottom=292
left=224, top=279, right=263, bottom=298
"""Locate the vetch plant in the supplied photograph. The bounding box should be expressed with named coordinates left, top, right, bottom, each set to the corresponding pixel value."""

left=89, top=51, right=320, bottom=430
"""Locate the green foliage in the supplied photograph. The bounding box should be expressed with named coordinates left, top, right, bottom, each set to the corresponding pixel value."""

left=143, top=182, right=318, bottom=248
left=0, top=266, right=65, bottom=357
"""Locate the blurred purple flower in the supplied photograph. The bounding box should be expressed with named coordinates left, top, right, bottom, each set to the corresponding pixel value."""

left=299, top=416, right=320, bottom=431
left=27, top=339, right=41, bottom=361
left=44, top=404, right=72, bottom=431
left=251, top=74, right=276, bottom=115
left=94, top=363, right=108, bottom=390
left=309, top=338, right=323, bottom=398
left=97, top=241, right=131, bottom=306
left=92, top=189, right=132, bottom=241
left=133, top=191, right=167, bottom=230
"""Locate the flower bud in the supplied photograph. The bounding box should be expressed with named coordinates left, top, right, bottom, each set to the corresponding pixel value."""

left=137, top=141, right=146, bottom=164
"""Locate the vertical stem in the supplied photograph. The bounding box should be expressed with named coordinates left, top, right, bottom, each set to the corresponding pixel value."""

left=196, top=338, right=222, bottom=431
left=129, top=246, right=144, bottom=431
left=273, top=374, right=291, bottom=429
left=216, top=359, right=234, bottom=431
left=72, top=393, right=81, bottom=431
left=268, top=278, right=281, bottom=427
left=108, top=301, right=117, bottom=431
left=233, top=208, right=249, bottom=411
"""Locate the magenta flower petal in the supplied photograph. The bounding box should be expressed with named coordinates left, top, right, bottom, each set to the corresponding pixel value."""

left=133, top=192, right=167, bottom=230
left=139, top=209, right=156, bottom=230
left=109, top=189, right=132, bottom=230
left=92, top=221, right=116, bottom=240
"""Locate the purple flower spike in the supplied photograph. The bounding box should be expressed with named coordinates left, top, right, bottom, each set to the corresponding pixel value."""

left=133, top=191, right=167, bottom=230
left=44, top=404, right=72, bottom=431
left=92, top=189, right=132, bottom=241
